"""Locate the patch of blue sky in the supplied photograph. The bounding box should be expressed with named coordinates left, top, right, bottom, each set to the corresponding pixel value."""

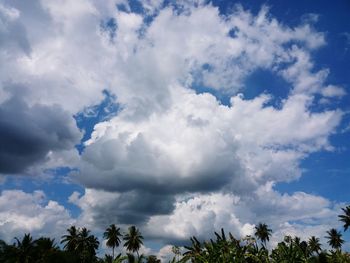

left=275, top=117, right=350, bottom=204
left=100, top=17, right=118, bottom=42
left=243, top=68, right=290, bottom=108
left=116, top=1, right=158, bottom=39
left=3, top=167, right=84, bottom=218
left=74, top=90, right=119, bottom=154
left=119, top=0, right=144, bottom=14
left=162, top=0, right=200, bottom=14
left=275, top=105, right=350, bottom=209
left=192, top=64, right=291, bottom=108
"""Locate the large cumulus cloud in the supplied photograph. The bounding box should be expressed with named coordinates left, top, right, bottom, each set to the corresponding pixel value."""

left=67, top=1, right=345, bottom=233
left=0, top=0, right=347, bottom=249
left=73, top=89, right=341, bottom=226
left=76, top=88, right=341, bottom=192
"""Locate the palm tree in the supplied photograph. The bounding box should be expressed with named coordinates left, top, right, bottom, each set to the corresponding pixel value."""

left=123, top=226, right=144, bottom=259
left=76, top=227, right=100, bottom=263
left=61, top=225, right=79, bottom=252
left=103, top=224, right=122, bottom=259
left=13, top=233, right=35, bottom=263
left=254, top=223, right=272, bottom=245
left=308, top=236, right=321, bottom=255
left=325, top=228, right=344, bottom=251
left=338, top=205, right=350, bottom=231
left=35, top=237, right=59, bottom=260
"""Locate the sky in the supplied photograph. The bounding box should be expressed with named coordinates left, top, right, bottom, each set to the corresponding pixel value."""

left=0, top=0, right=350, bottom=259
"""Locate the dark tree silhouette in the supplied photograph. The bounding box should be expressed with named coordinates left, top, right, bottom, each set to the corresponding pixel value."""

left=123, top=226, right=144, bottom=259
left=308, top=236, right=321, bottom=255
left=254, top=223, right=272, bottom=245
left=103, top=224, right=122, bottom=259
left=76, top=227, right=99, bottom=263
left=61, top=225, right=79, bottom=252
left=326, top=228, right=344, bottom=251
left=13, top=233, right=35, bottom=263
left=339, top=205, right=350, bottom=232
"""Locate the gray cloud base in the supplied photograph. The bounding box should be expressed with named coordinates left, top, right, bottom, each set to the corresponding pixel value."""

left=0, top=86, right=81, bottom=174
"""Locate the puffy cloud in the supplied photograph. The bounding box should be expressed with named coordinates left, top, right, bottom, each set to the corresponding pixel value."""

left=0, top=0, right=346, bottom=249
left=144, top=184, right=341, bottom=245
left=0, top=85, right=81, bottom=175
left=0, top=190, right=75, bottom=242
left=157, top=245, right=178, bottom=262
left=69, top=189, right=175, bottom=226
left=70, top=4, right=342, bottom=236
left=74, top=86, right=341, bottom=225
left=71, top=1, right=341, bottom=199
left=321, top=85, right=346, bottom=98
left=145, top=193, right=253, bottom=242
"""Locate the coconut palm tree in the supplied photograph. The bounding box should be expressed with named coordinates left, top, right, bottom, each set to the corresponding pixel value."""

left=13, top=233, right=36, bottom=263
left=339, top=205, right=350, bottom=232
left=123, top=226, right=144, bottom=259
left=103, top=224, right=122, bottom=259
left=325, top=228, right=344, bottom=251
left=61, top=225, right=79, bottom=252
left=76, top=227, right=100, bottom=263
left=35, top=237, right=59, bottom=261
left=254, top=223, right=272, bottom=245
left=308, top=236, right=321, bottom=255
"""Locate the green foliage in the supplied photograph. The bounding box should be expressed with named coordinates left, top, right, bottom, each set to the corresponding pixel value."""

left=179, top=224, right=349, bottom=263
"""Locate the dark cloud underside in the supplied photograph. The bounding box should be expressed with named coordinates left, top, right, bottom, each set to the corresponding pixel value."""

left=0, top=87, right=81, bottom=174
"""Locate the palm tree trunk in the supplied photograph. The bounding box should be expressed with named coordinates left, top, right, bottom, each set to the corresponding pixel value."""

left=112, top=246, right=114, bottom=259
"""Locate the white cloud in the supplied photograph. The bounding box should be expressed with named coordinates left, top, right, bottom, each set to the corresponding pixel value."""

left=144, top=184, right=341, bottom=246
left=145, top=193, right=254, bottom=241
left=0, top=190, right=75, bottom=242
left=0, top=1, right=332, bottom=114
left=75, top=86, right=341, bottom=198
left=157, top=245, right=177, bottom=262
left=0, top=0, right=346, bottom=249
left=321, top=85, right=346, bottom=98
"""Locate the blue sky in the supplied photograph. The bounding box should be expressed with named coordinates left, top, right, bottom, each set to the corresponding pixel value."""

left=0, top=0, right=349, bottom=258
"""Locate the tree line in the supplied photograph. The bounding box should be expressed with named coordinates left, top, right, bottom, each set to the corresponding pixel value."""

left=0, top=205, right=350, bottom=262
